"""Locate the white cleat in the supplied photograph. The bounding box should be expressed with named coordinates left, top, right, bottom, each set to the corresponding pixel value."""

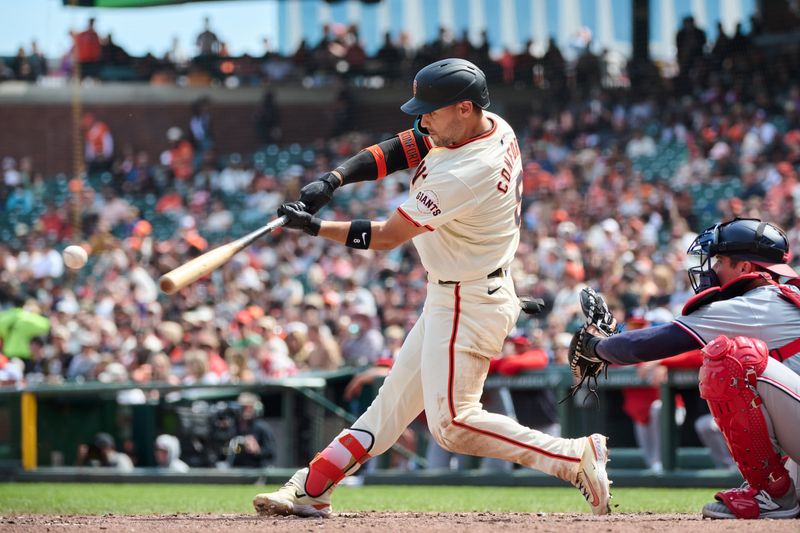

left=574, top=433, right=612, bottom=515
left=253, top=468, right=332, bottom=518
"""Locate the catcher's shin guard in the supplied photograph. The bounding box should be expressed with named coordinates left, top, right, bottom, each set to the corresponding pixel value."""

left=305, top=429, right=373, bottom=498
left=699, top=336, right=791, bottom=499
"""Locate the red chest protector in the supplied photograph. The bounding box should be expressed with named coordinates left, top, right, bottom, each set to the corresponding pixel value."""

left=682, top=272, right=800, bottom=362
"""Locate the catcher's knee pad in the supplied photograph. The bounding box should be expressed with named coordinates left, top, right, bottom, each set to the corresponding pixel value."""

left=699, top=335, right=790, bottom=496
left=306, top=429, right=373, bottom=498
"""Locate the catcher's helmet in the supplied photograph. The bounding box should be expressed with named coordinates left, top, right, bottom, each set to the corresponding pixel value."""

left=400, top=58, right=490, bottom=115
left=687, top=218, right=797, bottom=292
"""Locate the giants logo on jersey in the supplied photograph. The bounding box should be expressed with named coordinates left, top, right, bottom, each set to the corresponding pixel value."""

left=416, top=190, right=441, bottom=216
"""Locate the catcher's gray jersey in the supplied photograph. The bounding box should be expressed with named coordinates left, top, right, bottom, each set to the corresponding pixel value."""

left=674, top=284, right=800, bottom=374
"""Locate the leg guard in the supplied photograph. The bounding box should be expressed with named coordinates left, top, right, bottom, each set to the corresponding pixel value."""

left=699, top=336, right=791, bottom=503
left=305, top=428, right=373, bottom=498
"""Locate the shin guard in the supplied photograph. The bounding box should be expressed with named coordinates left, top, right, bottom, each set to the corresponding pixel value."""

left=699, top=336, right=791, bottom=499
left=305, top=429, right=373, bottom=498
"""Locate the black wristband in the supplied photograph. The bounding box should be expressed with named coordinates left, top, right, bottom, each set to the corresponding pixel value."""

left=346, top=219, right=371, bottom=249
left=584, top=335, right=604, bottom=361
left=306, top=216, right=322, bottom=236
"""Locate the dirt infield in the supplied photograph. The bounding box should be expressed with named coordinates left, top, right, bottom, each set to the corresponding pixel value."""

left=2, top=512, right=797, bottom=532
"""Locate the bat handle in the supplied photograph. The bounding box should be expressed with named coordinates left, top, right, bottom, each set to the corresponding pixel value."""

left=239, top=215, right=288, bottom=247
left=266, top=215, right=289, bottom=231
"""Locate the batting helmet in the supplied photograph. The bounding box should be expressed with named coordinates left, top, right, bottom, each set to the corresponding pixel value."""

left=400, top=58, right=490, bottom=115
left=687, top=218, right=798, bottom=292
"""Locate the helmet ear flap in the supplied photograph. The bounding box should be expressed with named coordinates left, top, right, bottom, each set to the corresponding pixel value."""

left=413, top=116, right=430, bottom=136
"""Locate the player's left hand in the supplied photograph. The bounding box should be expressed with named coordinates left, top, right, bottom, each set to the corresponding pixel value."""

left=277, top=202, right=321, bottom=236
left=520, top=297, right=546, bottom=315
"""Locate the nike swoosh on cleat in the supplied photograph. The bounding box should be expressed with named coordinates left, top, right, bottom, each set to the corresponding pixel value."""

left=295, top=491, right=307, bottom=498
left=488, top=286, right=501, bottom=295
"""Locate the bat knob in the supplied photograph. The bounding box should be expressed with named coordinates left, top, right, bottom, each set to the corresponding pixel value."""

left=159, top=275, right=177, bottom=294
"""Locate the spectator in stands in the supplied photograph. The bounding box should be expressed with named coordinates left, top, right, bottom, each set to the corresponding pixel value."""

left=100, top=33, right=130, bottom=67
left=0, top=295, right=50, bottom=372
left=165, top=35, right=190, bottom=70
left=626, top=128, right=657, bottom=159
left=28, top=41, right=47, bottom=79
left=215, top=153, right=253, bottom=193
left=0, top=355, right=24, bottom=386
left=5, top=184, right=34, bottom=216
left=74, top=17, right=102, bottom=78
left=182, top=349, right=219, bottom=385
left=189, top=96, right=213, bottom=164
left=154, top=434, right=190, bottom=473
left=23, top=336, right=50, bottom=379
left=551, top=259, right=587, bottom=330
left=305, top=321, right=342, bottom=370
left=3, top=157, right=21, bottom=188
left=160, top=127, right=195, bottom=184
left=255, top=88, right=280, bottom=145
left=11, top=47, right=33, bottom=82
left=195, top=16, right=221, bottom=57
left=341, top=306, right=384, bottom=367
left=203, top=198, right=233, bottom=233
left=82, top=113, right=114, bottom=173
left=77, top=432, right=134, bottom=471
left=542, top=37, right=566, bottom=93
left=675, top=16, right=706, bottom=93
left=376, top=32, right=402, bottom=79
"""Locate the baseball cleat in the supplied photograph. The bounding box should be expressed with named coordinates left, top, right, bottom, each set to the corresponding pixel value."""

left=574, top=433, right=612, bottom=515
left=702, top=483, right=800, bottom=519
left=253, top=468, right=332, bottom=518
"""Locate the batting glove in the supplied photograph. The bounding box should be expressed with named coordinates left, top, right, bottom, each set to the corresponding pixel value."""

left=278, top=201, right=321, bottom=236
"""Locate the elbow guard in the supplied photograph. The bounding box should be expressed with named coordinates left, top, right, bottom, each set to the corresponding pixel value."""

left=335, top=129, right=431, bottom=184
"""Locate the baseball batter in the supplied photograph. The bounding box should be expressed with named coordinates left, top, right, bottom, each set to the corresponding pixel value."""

left=253, top=58, right=611, bottom=518
left=571, top=218, right=800, bottom=519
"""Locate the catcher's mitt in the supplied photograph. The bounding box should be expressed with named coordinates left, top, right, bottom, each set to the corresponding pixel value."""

left=561, top=287, right=618, bottom=404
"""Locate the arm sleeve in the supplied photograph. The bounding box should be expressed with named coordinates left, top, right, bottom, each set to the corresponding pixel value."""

left=595, top=323, right=703, bottom=365
left=335, top=129, right=432, bottom=184
left=659, top=350, right=704, bottom=368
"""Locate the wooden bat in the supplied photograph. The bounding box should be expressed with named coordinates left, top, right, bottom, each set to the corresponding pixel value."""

left=159, top=216, right=288, bottom=294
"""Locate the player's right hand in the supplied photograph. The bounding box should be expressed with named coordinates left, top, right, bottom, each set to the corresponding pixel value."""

left=299, top=172, right=341, bottom=214
left=277, top=202, right=321, bottom=236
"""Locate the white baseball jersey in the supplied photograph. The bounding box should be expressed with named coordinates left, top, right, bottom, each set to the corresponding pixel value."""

left=674, top=284, right=800, bottom=374
left=396, top=112, right=522, bottom=282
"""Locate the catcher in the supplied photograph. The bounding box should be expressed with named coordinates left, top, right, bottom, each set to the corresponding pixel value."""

left=569, top=218, right=800, bottom=519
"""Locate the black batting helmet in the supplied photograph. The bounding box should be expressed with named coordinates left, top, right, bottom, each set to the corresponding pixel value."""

left=400, top=58, right=490, bottom=115
left=687, top=218, right=797, bottom=292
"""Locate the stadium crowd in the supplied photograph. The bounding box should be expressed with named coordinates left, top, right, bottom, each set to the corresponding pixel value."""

left=0, top=12, right=772, bottom=97
left=2, top=14, right=800, bottom=471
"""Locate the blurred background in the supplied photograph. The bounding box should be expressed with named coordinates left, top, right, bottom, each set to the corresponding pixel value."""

left=1, top=0, right=799, bottom=484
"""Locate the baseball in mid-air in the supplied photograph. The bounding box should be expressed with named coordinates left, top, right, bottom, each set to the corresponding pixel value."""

left=63, top=245, right=88, bottom=269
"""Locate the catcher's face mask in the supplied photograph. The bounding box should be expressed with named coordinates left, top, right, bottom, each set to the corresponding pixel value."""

left=687, top=223, right=721, bottom=293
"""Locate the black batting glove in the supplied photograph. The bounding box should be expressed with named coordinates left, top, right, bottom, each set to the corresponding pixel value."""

left=520, top=297, right=546, bottom=316
left=277, top=201, right=321, bottom=236
left=299, top=172, right=341, bottom=215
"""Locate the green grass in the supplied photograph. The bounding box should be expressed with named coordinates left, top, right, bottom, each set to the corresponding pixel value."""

left=0, top=484, right=719, bottom=515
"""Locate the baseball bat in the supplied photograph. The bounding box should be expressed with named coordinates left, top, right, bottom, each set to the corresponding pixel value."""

left=159, top=215, right=288, bottom=294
